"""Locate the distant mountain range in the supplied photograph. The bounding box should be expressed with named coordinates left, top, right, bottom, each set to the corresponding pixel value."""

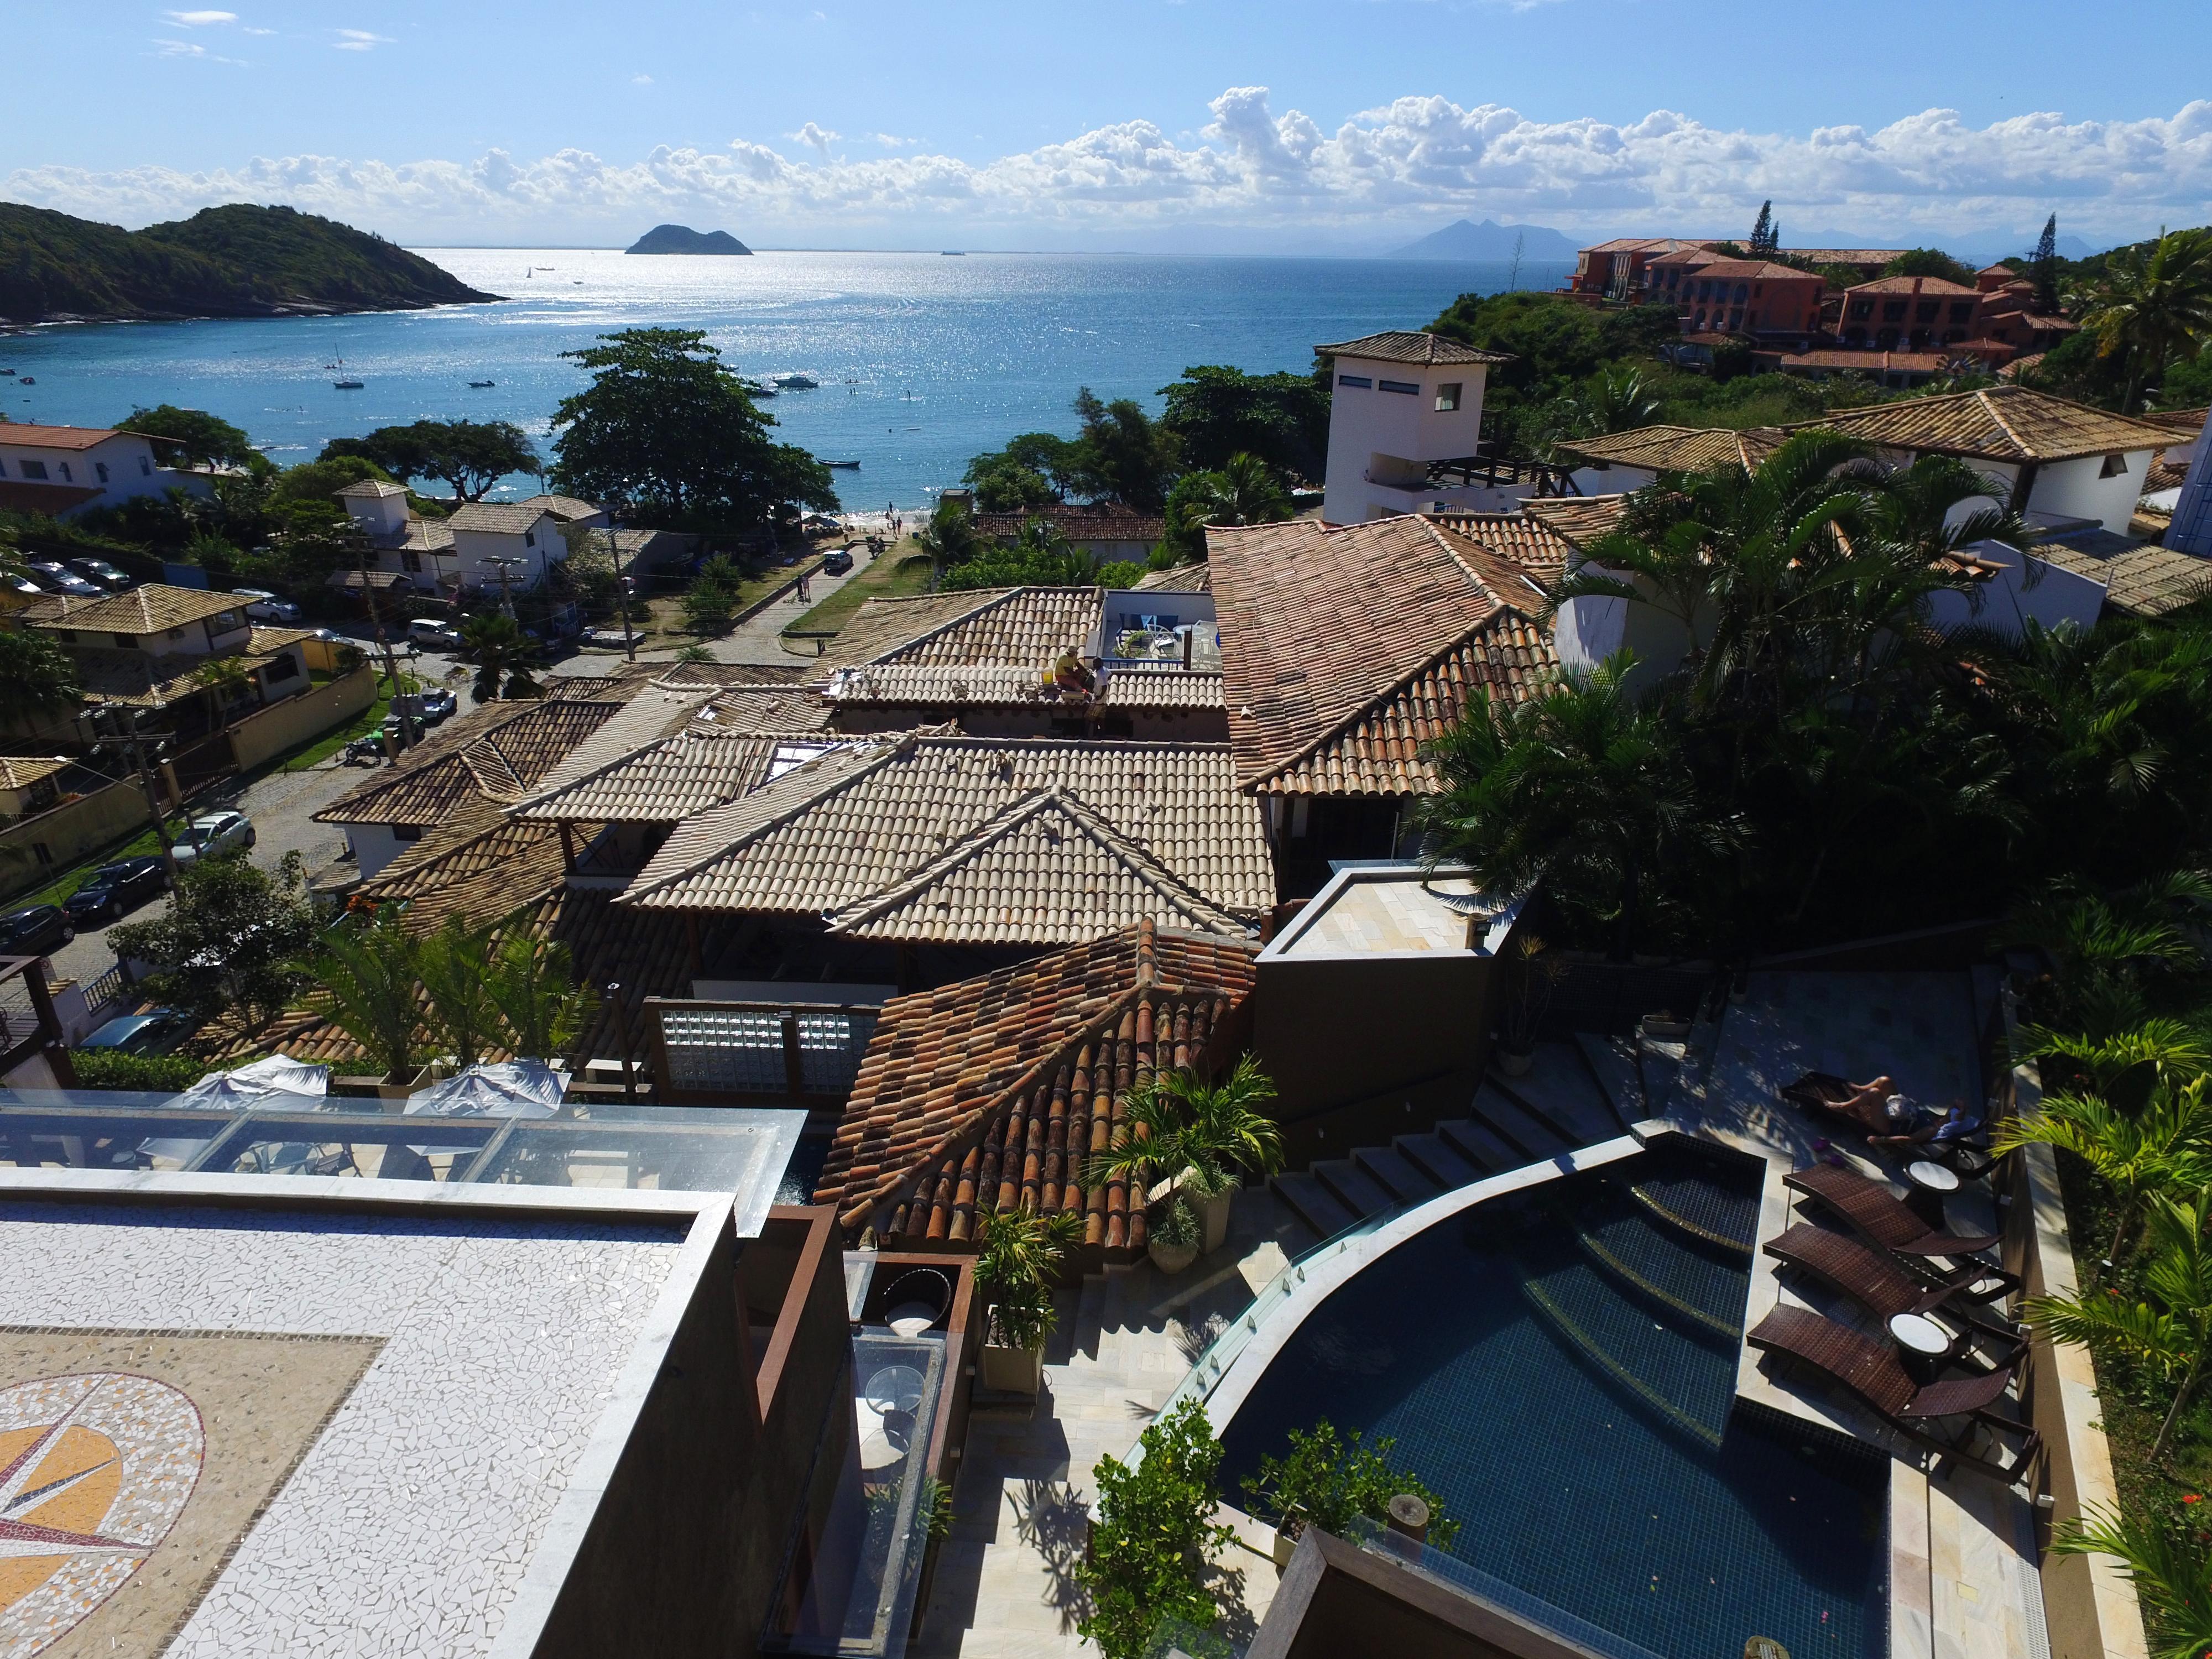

left=1388, top=218, right=1579, bottom=262
left=625, top=224, right=753, bottom=255
left=0, top=203, right=498, bottom=326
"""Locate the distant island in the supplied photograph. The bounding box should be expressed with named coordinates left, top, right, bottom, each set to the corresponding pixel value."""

left=1389, top=218, right=1579, bottom=262
left=625, top=225, right=753, bottom=255
left=0, top=202, right=498, bottom=327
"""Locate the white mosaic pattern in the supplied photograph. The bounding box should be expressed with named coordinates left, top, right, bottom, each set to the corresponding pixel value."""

left=0, top=1372, right=203, bottom=1658
left=0, top=1203, right=688, bottom=1659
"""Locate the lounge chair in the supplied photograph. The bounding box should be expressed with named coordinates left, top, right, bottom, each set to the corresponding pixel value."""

left=1764, top=1223, right=2024, bottom=1365
left=1781, top=1071, right=1998, bottom=1178
left=1785, top=1163, right=2005, bottom=1263
left=1747, top=1304, right=2040, bottom=1485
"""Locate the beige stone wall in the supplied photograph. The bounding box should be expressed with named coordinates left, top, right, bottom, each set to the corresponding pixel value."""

left=0, top=776, right=155, bottom=902
left=226, top=665, right=375, bottom=771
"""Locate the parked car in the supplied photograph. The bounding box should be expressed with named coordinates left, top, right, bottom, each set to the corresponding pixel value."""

left=170, top=810, right=254, bottom=865
left=232, top=587, right=303, bottom=624
left=581, top=624, right=638, bottom=648
left=66, top=557, right=133, bottom=590
left=419, top=688, right=458, bottom=723
left=26, top=561, right=102, bottom=598
left=62, top=857, right=168, bottom=925
left=6, top=575, right=43, bottom=598
left=821, top=549, right=854, bottom=576
left=78, top=1008, right=196, bottom=1056
left=408, top=619, right=464, bottom=650
left=0, top=904, right=72, bottom=956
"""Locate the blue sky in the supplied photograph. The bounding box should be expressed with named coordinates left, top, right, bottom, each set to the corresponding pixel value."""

left=9, top=0, right=2210, bottom=250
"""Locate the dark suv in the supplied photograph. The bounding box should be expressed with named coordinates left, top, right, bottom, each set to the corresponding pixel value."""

left=64, top=857, right=169, bottom=925
left=0, top=905, right=72, bottom=957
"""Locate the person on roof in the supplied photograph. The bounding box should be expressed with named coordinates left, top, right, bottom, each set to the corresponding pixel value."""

left=1053, top=647, right=1095, bottom=696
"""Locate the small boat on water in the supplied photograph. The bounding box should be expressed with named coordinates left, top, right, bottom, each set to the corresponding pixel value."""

left=774, top=374, right=819, bottom=389
left=333, top=379, right=364, bottom=390
left=468, top=379, right=495, bottom=388
left=823, top=460, right=861, bottom=470
left=941, top=251, right=966, bottom=256
left=0, top=368, right=14, bottom=376
left=17, top=376, right=33, bottom=385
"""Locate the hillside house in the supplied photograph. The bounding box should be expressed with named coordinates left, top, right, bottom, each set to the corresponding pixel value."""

left=0, top=424, right=213, bottom=518
left=1317, top=331, right=1524, bottom=522
left=336, top=483, right=573, bottom=597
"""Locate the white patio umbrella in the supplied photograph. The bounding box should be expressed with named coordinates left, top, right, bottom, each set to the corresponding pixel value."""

left=402, top=1061, right=568, bottom=1120
left=169, top=1053, right=331, bottom=1110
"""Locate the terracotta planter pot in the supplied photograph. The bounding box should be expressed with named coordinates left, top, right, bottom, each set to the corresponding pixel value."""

left=979, top=1340, right=1043, bottom=1396
left=1496, top=1045, right=1535, bottom=1077
left=1149, top=1237, right=1199, bottom=1276
left=1197, top=1186, right=1234, bottom=1255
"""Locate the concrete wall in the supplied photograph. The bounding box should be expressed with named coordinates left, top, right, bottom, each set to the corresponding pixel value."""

left=1323, top=361, right=1490, bottom=525
left=0, top=773, right=155, bottom=902
left=2033, top=451, right=2158, bottom=536
left=226, top=664, right=376, bottom=771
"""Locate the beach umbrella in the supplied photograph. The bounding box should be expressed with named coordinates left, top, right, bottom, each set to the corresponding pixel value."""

left=403, top=1061, right=568, bottom=1119
left=169, top=1053, right=330, bottom=1110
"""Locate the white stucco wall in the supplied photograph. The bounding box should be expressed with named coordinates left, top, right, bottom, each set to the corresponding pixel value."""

left=2030, top=451, right=2157, bottom=535
left=1322, top=358, right=1489, bottom=523
left=1924, top=542, right=2106, bottom=639
left=345, top=822, right=410, bottom=881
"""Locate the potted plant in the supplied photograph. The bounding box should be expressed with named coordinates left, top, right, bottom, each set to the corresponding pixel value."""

left=1495, top=932, right=1565, bottom=1077
left=1240, top=1417, right=1458, bottom=1569
left=974, top=1204, right=1083, bottom=1397
left=1087, top=1056, right=1285, bottom=1256
left=1147, top=1193, right=1203, bottom=1276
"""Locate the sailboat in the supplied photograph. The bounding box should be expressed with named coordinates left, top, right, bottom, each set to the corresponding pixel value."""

left=331, top=356, right=363, bottom=389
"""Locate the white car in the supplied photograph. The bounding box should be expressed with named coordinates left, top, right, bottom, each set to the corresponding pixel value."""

left=232, top=588, right=303, bottom=624
left=408, top=619, right=464, bottom=650
left=170, top=810, right=255, bottom=865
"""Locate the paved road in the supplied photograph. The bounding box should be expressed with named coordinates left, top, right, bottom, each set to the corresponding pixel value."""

left=546, top=549, right=880, bottom=678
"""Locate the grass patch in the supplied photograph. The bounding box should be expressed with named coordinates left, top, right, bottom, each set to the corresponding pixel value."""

left=784, top=544, right=932, bottom=639
left=276, top=666, right=419, bottom=771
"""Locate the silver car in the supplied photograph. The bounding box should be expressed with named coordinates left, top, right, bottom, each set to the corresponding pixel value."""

left=170, top=810, right=255, bottom=865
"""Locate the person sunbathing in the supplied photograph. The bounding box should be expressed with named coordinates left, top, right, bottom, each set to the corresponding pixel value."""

left=1819, top=1074, right=1907, bottom=1135
left=1868, top=1101, right=1983, bottom=1151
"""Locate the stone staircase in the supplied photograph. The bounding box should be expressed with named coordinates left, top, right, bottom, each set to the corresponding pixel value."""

left=1269, top=1038, right=1647, bottom=1241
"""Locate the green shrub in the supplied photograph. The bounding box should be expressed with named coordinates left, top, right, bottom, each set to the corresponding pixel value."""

left=1078, top=1398, right=1235, bottom=1659
left=68, top=1048, right=207, bottom=1093
left=1241, top=1416, right=1460, bottom=1550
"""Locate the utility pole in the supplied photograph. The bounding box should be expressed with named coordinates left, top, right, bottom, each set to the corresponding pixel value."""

left=82, top=704, right=181, bottom=885
left=354, top=533, right=415, bottom=753
left=604, top=504, right=636, bottom=663
left=486, top=556, right=523, bottom=619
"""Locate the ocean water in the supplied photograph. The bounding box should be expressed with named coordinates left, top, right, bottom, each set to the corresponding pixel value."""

left=0, top=249, right=1571, bottom=512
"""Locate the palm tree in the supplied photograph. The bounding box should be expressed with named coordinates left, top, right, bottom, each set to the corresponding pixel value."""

left=460, top=614, right=530, bottom=704
left=418, top=912, right=507, bottom=1068
left=1082, top=1055, right=1285, bottom=1198
left=305, top=906, right=425, bottom=1082
left=1415, top=651, right=1721, bottom=961
left=2082, top=228, right=2212, bottom=410
left=1179, top=453, right=1291, bottom=530
left=1995, top=872, right=2212, bottom=1036
left=1993, top=1076, right=2212, bottom=1265
left=2053, top=1505, right=2212, bottom=1659
left=916, top=497, right=979, bottom=583
left=487, top=928, right=597, bottom=1061
left=191, top=654, right=255, bottom=735
left=1576, top=366, right=1662, bottom=436
left=974, top=1204, right=1084, bottom=1351
left=2028, top=1190, right=2212, bottom=1459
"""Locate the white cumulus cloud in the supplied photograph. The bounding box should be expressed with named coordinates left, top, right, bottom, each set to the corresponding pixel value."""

left=9, top=89, right=2210, bottom=247
left=164, top=9, right=237, bottom=23
left=334, top=28, right=393, bottom=50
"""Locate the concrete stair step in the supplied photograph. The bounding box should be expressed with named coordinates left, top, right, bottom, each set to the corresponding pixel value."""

left=1353, top=1144, right=1443, bottom=1204
left=1435, top=1117, right=1516, bottom=1172
left=1271, top=1171, right=1358, bottom=1240
left=1575, top=1033, right=1645, bottom=1127
left=1492, top=1049, right=1619, bottom=1146
left=1472, top=1084, right=1573, bottom=1161
left=1394, top=1131, right=1481, bottom=1190
left=1313, top=1157, right=1396, bottom=1220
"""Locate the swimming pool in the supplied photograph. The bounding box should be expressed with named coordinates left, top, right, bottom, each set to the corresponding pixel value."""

left=1216, top=1141, right=1887, bottom=1659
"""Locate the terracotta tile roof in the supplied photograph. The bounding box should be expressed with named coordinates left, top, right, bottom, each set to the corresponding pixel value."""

left=830, top=586, right=1103, bottom=674
left=2034, top=540, right=2212, bottom=619
left=690, top=684, right=833, bottom=730
left=1102, top=669, right=1224, bottom=709
left=972, top=507, right=1167, bottom=544
left=1776, top=350, right=1956, bottom=373
left=1801, top=385, right=2176, bottom=462
left=1418, top=511, right=1579, bottom=580
left=1693, top=259, right=1820, bottom=282
left=1844, top=275, right=1980, bottom=297
left=1207, top=515, right=1558, bottom=796
left=360, top=804, right=586, bottom=928
left=639, top=659, right=815, bottom=690
left=825, top=786, right=1249, bottom=945
left=25, top=583, right=246, bottom=635
left=813, top=920, right=1260, bottom=1243
left=1554, top=425, right=1785, bottom=474
left=0, top=756, right=69, bottom=790
left=337, top=480, right=406, bottom=500
left=520, top=494, right=603, bottom=521
left=620, top=733, right=1274, bottom=934
left=524, top=686, right=718, bottom=799
left=0, top=425, right=128, bottom=452
left=314, top=698, right=623, bottom=826
left=1522, top=495, right=1635, bottom=547
left=1314, top=331, right=1514, bottom=367
left=2145, top=456, right=2192, bottom=494
left=513, top=728, right=836, bottom=823
left=64, top=626, right=310, bottom=708
left=1131, top=562, right=1212, bottom=592
left=1583, top=238, right=1719, bottom=256
left=2143, top=407, right=2208, bottom=445
left=445, top=502, right=554, bottom=535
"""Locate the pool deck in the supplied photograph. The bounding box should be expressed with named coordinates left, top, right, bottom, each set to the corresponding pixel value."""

left=1674, top=970, right=2048, bottom=1659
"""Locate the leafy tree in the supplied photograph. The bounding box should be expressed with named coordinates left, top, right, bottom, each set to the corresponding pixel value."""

left=549, top=327, right=836, bottom=529
left=419, top=912, right=507, bottom=1067
left=460, top=613, right=536, bottom=702
left=2032, top=213, right=2060, bottom=313
left=1095, top=559, right=1144, bottom=587
left=270, top=453, right=397, bottom=509
left=1162, top=452, right=1292, bottom=558
left=965, top=453, right=1060, bottom=512
left=2029, top=1190, right=2212, bottom=1459
left=1425, top=289, right=1678, bottom=427
left=1880, top=248, right=1979, bottom=287
left=112, top=852, right=318, bottom=1036
left=191, top=654, right=253, bottom=734
left=122, top=404, right=263, bottom=471
left=1067, top=388, right=1178, bottom=512
left=0, top=629, right=82, bottom=727
left=1157, top=363, right=1329, bottom=481
left=302, top=905, right=423, bottom=1081
left=323, top=419, right=539, bottom=502
left=939, top=520, right=1092, bottom=592
left=69, top=1048, right=207, bottom=1093
left=2082, top=228, right=2212, bottom=411
left=916, top=497, right=980, bottom=581
left=1241, top=1417, right=1461, bottom=1551
left=1077, top=1399, right=1236, bottom=1659
left=487, top=930, right=597, bottom=1060
left=680, top=554, right=743, bottom=633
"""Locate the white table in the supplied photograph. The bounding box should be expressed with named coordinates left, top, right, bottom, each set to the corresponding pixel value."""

left=1889, top=1312, right=1952, bottom=1355
left=1907, top=1160, right=1961, bottom=1194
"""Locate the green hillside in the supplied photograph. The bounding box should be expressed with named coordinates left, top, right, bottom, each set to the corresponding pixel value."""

left=0, top=202, right=498, bottom=324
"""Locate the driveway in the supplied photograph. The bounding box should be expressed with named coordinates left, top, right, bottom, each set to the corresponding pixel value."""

left=546, top=549, right=877, bottom=678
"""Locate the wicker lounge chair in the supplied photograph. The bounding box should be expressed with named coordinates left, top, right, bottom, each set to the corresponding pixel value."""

left=1764, top=1223, right=2025, bottom=1364
left=1785, top=1163, right=2002, bottom=1260
left=1781, top=1071, right=1997, bottom=1178
left=1747, top=1304, right=2040, bottom=1484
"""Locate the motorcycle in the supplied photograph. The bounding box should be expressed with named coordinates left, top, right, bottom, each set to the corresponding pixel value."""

left=340, top=735, right=386, bottom=766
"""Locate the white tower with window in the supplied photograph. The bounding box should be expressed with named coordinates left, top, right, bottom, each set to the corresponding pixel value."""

left=1317, top=332, right=1514, bottom=524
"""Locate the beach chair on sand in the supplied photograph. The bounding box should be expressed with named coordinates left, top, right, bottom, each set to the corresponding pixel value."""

left=1764, top=1223, right=2024, bottom=1365
left=1747, top=1304, right=2040, bottom=1485
left=1785, top=1162, right=2005, bottom=1265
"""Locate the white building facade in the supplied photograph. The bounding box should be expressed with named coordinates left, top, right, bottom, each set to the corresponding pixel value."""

left=0, top=424, right=213, bottom=517
left=1317, top=332, right=1516, bottom=524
